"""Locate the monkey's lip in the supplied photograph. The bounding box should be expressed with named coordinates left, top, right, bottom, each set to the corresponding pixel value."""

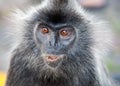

left=42, top=54, right=64, bottom=67
left=44, top=54, right=64, bottom=62
left=46, top=55, right=59, bottom=62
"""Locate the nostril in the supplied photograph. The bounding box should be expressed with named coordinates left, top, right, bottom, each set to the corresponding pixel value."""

left=49, top=41, right=52, bottom=46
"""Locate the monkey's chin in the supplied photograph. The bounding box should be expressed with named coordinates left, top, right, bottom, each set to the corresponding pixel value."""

left=42, top=54, right=64, bottom=68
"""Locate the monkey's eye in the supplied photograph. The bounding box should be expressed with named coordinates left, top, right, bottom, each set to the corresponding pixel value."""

left=59, top=29, right=72, bottom=39
left=41, top=27, right=49, bottom=34
left=60, top=30, right=69, bottom=36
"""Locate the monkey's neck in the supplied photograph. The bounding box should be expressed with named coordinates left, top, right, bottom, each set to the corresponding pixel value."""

left=38, top=77, right=72, bottom=86
left=33, top=74, right=99, bottom=86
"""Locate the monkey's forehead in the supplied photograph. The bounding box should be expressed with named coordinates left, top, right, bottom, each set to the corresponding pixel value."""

left=24, top=0, right=87, bottom=25
left=35, top=9, right=83, bottom=25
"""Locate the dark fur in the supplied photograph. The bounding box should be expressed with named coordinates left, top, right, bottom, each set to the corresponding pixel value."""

left=6, top=0, right=114, bottom=86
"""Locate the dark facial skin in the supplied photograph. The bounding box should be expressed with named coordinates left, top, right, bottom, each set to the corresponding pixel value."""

left=35, top=23, right=76, bottom=54
left=34, top=22, right=76, bottom=67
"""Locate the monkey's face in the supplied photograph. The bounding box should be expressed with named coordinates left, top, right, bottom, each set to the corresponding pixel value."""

left=31, top=9, right=91, bottom=76
left=34, top=22, right=76, bottom=67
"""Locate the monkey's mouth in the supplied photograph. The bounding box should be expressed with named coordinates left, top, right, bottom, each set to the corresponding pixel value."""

left=42, top=54, right=64, bottom=67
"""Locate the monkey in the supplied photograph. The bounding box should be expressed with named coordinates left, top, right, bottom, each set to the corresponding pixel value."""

left=5, top=0, right=117, bottom=86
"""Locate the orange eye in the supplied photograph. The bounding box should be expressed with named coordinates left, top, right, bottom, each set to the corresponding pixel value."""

left=41, top=27, right=49, bottom=34
left=60, top=30, right=69, bottom=36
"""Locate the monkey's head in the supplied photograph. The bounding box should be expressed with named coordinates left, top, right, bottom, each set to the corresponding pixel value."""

left=10, top=0, right=112, bottom=79
left=33, top=9, right=85, bottom=68
left=31, top=1, right=91, bottom=68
